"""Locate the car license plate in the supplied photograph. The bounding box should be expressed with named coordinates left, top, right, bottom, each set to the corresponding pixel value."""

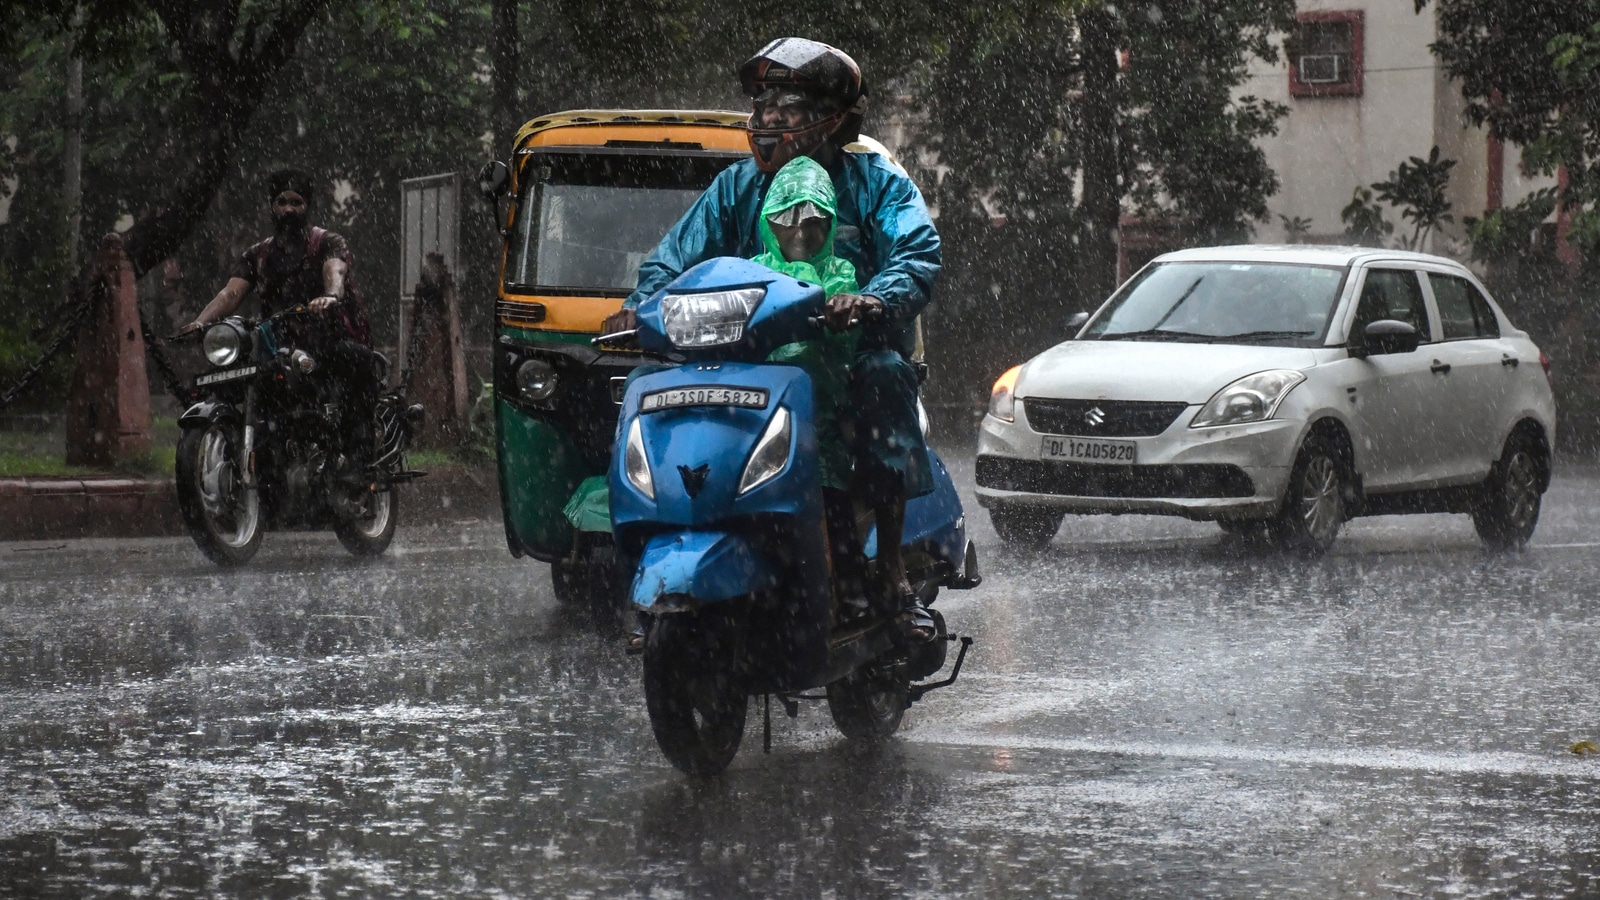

left=1040, top=435, right=1137, bottom=464
left=196, top=365, right=257, bottom=386
left=641, top=386, right=768, bottom=412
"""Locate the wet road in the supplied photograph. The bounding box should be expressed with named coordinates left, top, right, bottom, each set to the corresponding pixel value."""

left=3, top=459, right=1599, bottom=898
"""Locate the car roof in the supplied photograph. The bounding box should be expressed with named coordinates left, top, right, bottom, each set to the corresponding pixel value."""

left=1152, top=244, right=1470, bottom=271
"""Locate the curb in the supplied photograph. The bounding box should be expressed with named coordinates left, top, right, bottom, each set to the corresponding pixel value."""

left=0, top=468, right=500, bottom=542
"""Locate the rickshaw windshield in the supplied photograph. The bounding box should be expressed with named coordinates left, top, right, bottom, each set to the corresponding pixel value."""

left=504, top=151, right=740, bottom=295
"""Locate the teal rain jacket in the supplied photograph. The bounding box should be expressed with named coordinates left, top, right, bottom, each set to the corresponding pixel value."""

left=624, top=151, right=940, bottom=360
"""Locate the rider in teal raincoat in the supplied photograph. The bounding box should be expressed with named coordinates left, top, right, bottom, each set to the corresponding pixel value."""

left=605, top=38, right=939, bottom=640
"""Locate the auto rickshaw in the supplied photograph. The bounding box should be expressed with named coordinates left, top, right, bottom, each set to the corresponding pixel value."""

left=476, top=108, right=916, bottom=607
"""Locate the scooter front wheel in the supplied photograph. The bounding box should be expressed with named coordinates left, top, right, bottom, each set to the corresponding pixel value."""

left=642, top=616, right=747, bottom=777
left=827, top=665, right=909, bottom=742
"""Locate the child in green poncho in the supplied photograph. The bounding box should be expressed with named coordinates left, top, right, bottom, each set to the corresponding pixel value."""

left=753, top=156, right=860, bottom=490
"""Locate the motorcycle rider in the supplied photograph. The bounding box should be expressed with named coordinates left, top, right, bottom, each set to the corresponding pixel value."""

left=603, top=38, right=940, bottom=641
left=181, top=169, right=381, bottom=477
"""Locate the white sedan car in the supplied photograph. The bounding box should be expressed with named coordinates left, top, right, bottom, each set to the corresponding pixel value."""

left=976, top=245, right=1556, bottom=553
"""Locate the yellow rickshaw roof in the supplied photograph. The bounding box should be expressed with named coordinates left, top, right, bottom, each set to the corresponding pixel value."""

left=513, top=110, right=751, bottom=148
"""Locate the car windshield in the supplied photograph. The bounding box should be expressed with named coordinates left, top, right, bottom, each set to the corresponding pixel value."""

left=504, top=152, right=738, bottom=295
left=1082, top=261, right=1347, bottom=346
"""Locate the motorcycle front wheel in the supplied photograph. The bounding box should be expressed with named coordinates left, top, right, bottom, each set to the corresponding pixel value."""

left=175, top=422, right=263, bottom=567
left=642, top=615, right=747, bottom=777
left=335, top=485, right=398, bottom=557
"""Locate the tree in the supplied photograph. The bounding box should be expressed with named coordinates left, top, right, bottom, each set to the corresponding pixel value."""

left=1372, top=146, right=1456, bottom=250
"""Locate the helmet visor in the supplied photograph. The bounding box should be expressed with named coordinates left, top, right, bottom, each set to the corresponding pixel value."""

left=752, top=88, right=820, bottom=131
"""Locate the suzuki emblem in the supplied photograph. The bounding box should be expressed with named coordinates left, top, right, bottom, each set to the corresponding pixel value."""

left=678, top=463, right=710, bottom=498
left=1085, top=406, right=1106, bottom=427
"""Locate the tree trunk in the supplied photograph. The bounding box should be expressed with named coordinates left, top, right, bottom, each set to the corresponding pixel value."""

left=1078, top=8, right=1121, bottom=303
left=492, top=0, right=521, bottom=152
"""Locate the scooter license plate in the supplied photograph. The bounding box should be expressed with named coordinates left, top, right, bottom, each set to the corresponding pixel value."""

left=196, top=365, right=258, bottom=386
left=641, top=386, right=768, bottom=412
left=1040, top=435, right=1137, bottom=464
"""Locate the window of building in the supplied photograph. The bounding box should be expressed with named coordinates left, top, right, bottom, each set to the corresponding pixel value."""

left=1288, top=11, right=1364, bottom=98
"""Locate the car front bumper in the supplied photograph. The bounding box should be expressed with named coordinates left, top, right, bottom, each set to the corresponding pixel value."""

left=974, top=410, right=1302, bottom=520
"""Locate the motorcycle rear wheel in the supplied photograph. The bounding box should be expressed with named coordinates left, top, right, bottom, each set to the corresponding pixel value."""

left=643, top=616, right=747, bottom=777
left=827, top=664, right=909, bottom=742
left=175, top=423, right=263, bottom=567
left=335, top=486, right=398, bottom=557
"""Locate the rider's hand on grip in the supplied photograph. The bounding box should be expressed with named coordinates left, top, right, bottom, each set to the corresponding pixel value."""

left=171, top=321, right=204, bottom=342
left=602, top=308, right=637, bottom=335
left=309, top=295, right=341, bottom=313
left=823, top=293, right=884, bottom=331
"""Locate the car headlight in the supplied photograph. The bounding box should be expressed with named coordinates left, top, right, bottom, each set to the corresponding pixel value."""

left=1190, top=369, right=1306, bottom=428
left=202, top=323, right=244, bottom=367
left=515, top=358, right=557, bottom=401
left=661, top=288, right=765, bottom=348
left=624, top=417, right=653, bottom=499
left=738, top=406, right=791, bottom=494
left=988, top=365, right=1021, bottom=423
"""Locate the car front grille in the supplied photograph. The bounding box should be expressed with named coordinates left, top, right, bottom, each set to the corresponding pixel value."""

left=976, top=456, right=1255, bottom=499
left=1023, top=398, right=1190, bottom=437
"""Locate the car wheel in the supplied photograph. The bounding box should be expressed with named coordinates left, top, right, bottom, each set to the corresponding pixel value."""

left=989, top=506, right=1065, bottom=549
left=1472, top=432, right=1544, bottom=552
left=1269, top=435, right=1346, bottom=555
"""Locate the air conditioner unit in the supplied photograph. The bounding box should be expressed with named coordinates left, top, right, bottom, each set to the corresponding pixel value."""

left=1299, top=55, right=1344, bottom=84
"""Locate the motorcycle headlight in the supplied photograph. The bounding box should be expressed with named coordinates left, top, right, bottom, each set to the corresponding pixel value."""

left=988, top=365, right=1021, bottom=423
left=202, top=323, right=244, bottom=367
left=661, top=288, right=765, bottom=348
left=624, top=417, right=654, bottom=499
left=738, top=406, right=791, bottom=495
left=515, top=358, right=558, bottom=401
left=1190, top=369, right=1306, bottom=428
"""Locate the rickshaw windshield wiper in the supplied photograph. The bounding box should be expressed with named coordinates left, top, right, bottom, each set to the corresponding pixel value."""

left=1098, top=329, right=1217, bottom=342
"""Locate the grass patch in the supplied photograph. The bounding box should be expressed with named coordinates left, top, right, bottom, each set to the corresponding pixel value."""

left=0, top=417, right=180, bottom=478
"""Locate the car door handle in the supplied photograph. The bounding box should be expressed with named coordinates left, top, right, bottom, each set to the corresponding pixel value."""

left=1501, top=354, right=1520, bottom=368
left=1430, top=359, right=1452, bottom=375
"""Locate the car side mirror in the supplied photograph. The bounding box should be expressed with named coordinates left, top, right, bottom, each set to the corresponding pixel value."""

left=1359, top=319, right=1421, bottom=357
left=1066, top=311, right=1090, bottom=332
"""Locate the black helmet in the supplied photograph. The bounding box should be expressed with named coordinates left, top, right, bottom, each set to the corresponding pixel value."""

left=739, top=38, right=866, bottom=173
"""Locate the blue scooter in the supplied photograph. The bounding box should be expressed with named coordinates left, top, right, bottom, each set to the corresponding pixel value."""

left=605, top=257, right=981, bottom=777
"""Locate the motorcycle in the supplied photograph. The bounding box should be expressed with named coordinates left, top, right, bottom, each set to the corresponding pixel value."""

left=174, top=303, right=424, bottom=566
left=606, top=257, right=982, bottom=776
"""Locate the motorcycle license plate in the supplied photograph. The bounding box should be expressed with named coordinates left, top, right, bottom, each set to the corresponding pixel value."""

left=196, top=365, right=258, bottom=386
left=1040, top=435, right=1137, bottom=465
left=641, top=386, right=768, bottom=412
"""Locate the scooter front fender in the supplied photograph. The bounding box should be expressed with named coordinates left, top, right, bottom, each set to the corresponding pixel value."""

left=630, top=530, right=768, bottom=613
left=178, top=399, right=239, bottom=428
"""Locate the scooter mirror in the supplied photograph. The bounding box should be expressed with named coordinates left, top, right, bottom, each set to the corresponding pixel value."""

left=476, top=160, right=510, bottom=200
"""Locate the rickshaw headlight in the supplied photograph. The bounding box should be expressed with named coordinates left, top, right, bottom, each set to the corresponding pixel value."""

left=738, top=406, right=791, bottom=495
left=202, top=323, right=244, bottom=367
left=515, top=358, right=558, bottom=401
left=661, top=288, right=765, bottom=348
left=624, top=417, right=654, bottom=499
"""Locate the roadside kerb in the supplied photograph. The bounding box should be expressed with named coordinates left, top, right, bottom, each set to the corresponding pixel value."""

left=0, top=468, right=499, bottom=542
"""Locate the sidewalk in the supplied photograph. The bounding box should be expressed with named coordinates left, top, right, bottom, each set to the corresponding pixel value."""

left=0, top=467, right=500, bottom=542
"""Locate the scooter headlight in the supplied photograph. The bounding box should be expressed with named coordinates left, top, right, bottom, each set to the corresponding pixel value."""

left=203, top=323, right=245, bottom=367
left=661, top=288, right=765, bottom=348
left=738, top=406, right=791, bottom=495
left=624, top=417, right=654, bottom=499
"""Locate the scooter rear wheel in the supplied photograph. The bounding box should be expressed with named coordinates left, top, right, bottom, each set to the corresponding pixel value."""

left=642, top=616, right=748, bottom=777
left=827, top=665, right=909, bottom=742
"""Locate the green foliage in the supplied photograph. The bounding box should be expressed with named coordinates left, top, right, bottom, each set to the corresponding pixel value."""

left=1339, top=187, right=1393, bottom=248
left=1372, top=146, right=1456, bottom=250
left=1464, top=188, right=1559, bottom=265
left=1279, top=214, right=1313, bottom=243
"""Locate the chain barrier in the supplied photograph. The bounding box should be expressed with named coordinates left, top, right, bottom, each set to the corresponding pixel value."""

left=400, top=291, right=433, bottom=393
left=0, top=282, right=97, bottom=413
left=140, top=312, right=195, bottom=404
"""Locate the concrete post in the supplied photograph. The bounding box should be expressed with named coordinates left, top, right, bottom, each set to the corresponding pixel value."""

left=65, top=234, right=152, bottom=466
left=407, top=253, right=470, bottom=447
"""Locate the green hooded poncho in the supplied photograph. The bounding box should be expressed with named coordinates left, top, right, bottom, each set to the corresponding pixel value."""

left=752, top=157, right=859, bottom=490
